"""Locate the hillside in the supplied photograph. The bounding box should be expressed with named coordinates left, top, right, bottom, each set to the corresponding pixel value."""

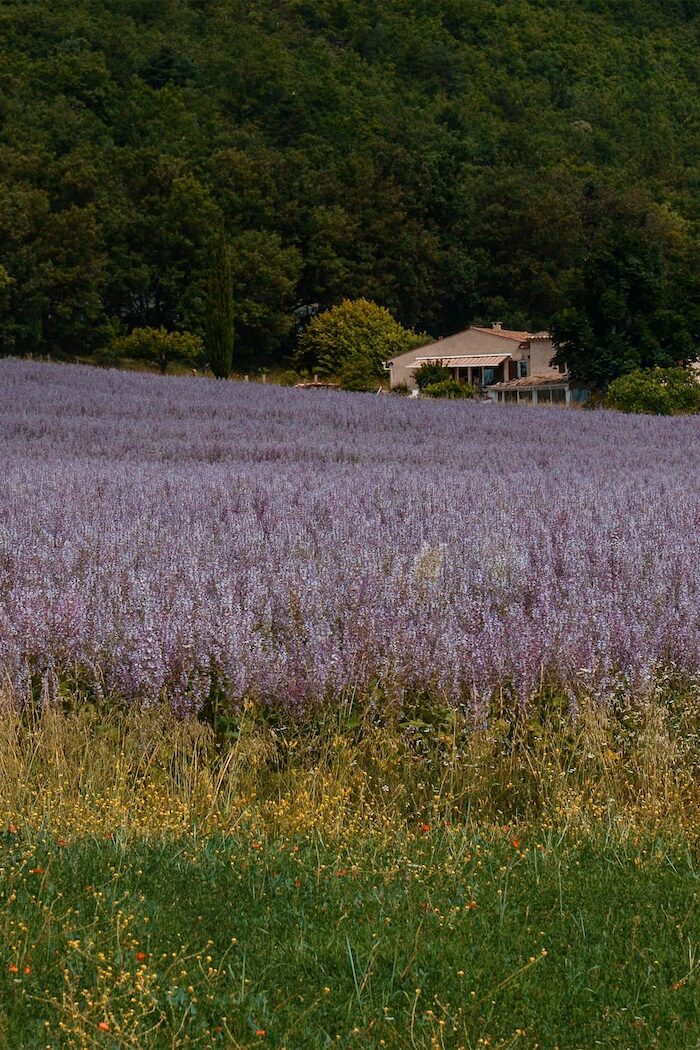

left=1, top=0, right=699, bottom=367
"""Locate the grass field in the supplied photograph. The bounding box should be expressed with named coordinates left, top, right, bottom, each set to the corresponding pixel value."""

left=2, top=826, right=699, bottom=1049
left=1, top=700, right=700, bottom=1048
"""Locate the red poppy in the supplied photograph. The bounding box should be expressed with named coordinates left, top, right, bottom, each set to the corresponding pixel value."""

left=98, top=1021, right=110, bottom=1031
left=420, top=823, right=431, bottom=834
left=135, top=951, right=147, bottom=962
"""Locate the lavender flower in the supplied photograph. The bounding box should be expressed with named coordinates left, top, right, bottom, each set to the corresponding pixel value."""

left=2, top=358, right=700, bottom=714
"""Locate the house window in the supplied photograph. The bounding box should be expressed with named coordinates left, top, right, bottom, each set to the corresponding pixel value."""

left=518, top=361, right=528, bottom=378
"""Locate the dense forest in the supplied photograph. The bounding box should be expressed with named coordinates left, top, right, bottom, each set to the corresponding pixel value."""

left=1, top=0, right=699, bottom=379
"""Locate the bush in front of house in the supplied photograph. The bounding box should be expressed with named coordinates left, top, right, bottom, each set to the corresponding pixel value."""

left=423, top=379, right=475, bottom=399
left=605, top=367, right=700, bottom=416
left=414, top=361, right=451, bottom=390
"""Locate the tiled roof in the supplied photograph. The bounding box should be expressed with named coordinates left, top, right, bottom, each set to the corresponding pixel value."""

left=490, top=373, right=567, bottom=390
left=470, top=327, right=533, bottom=343
left=386, top=326, right=551, bottom=364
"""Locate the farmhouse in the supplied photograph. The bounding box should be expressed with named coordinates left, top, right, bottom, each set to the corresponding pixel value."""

left=385, top=323, right=589, bottom=404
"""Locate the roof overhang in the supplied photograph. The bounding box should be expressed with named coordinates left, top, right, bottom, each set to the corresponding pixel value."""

left=407, top=353, right=510, bottom=370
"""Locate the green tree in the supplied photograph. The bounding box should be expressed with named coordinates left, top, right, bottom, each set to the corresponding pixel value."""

left=205, top=235, right=235, bottom=379
left=229, top=230, right=301, bottom=367
left=551, top=197, right=698, bottom=387
left=0, top=184, right=108, bottom=358
left=338, top=355, right=381, bottom=392
left=605, top=367, right=700, bottom=416
left=3, top=0, right=700, bottom=362
left=108, top=327, right=203, bottom=374
left=295, top=299, right=427, bottom=377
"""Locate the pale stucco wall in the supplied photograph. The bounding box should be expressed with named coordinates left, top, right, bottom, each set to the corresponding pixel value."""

left=527, top=339, right=558, bottom=376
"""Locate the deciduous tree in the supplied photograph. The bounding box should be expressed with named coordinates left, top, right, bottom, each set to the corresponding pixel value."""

left=205, top=234, right=235, bottom=379
left=295, top=299, right=427, bottom=378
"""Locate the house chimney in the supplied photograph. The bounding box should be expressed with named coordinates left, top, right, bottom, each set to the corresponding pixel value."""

left=492, top=321, right=503, bottom=330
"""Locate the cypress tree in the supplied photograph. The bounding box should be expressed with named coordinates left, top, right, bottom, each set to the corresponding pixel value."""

left=206, top=234, right=234, bottom=379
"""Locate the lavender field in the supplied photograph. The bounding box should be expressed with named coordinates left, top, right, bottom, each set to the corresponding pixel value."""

left=2, top=358, right=700, bottom=715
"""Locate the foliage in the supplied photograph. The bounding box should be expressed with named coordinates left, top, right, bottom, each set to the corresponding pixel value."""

left=551, top=194, right=700, bottom=385
left=205, top=234, right=234, bottom=379
left=423, top=379, right=475, bottom=399
left=338, top=355, right=381, bottom=392
left=605, top=367, right=700, bottom=416
left=276, top=368, right=301, bottom=387
left=414, top=361, right=451, bottom=390
left=295, top=298, right=425, bottom=377
left=1, top=3, right=700, bottom=364
left=108, top=327, right=203, bottom=374
left=5, top=359, right=700, bottom=710
left=229, top=231, right=302, bottom=367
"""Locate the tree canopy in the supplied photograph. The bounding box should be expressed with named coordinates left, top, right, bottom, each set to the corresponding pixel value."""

left=295, top=299, right=425, bottom=377
left=0, top=0, right=699, bottom=378
left=606, top=367, right=700, bottom=416
left=205, top=233, right=235, bottom=379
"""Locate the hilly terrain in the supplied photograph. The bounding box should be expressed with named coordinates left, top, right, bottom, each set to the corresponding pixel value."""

left=1, top=0, right=699, bottom=367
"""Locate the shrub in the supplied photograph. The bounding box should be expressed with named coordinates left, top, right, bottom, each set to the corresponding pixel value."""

left=277, top=369, right=301, bottom=387
left=338, top=356, right=380, bottom=392
left=414, top=361, right=450, bottom=391
left=605, top=367, right=700, bottom=416
left=391, top=383, right=411, bottom=396
left=295, top=298, right=428, bottom=378
left=108, top=327, right=204, bottom=375
left=423, top=379, right=475, bottom=399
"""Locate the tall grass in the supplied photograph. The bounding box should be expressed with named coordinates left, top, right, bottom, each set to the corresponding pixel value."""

left=2, top=691, right=700, bottom=1047
left=3, top=682, right=700, bottom=842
